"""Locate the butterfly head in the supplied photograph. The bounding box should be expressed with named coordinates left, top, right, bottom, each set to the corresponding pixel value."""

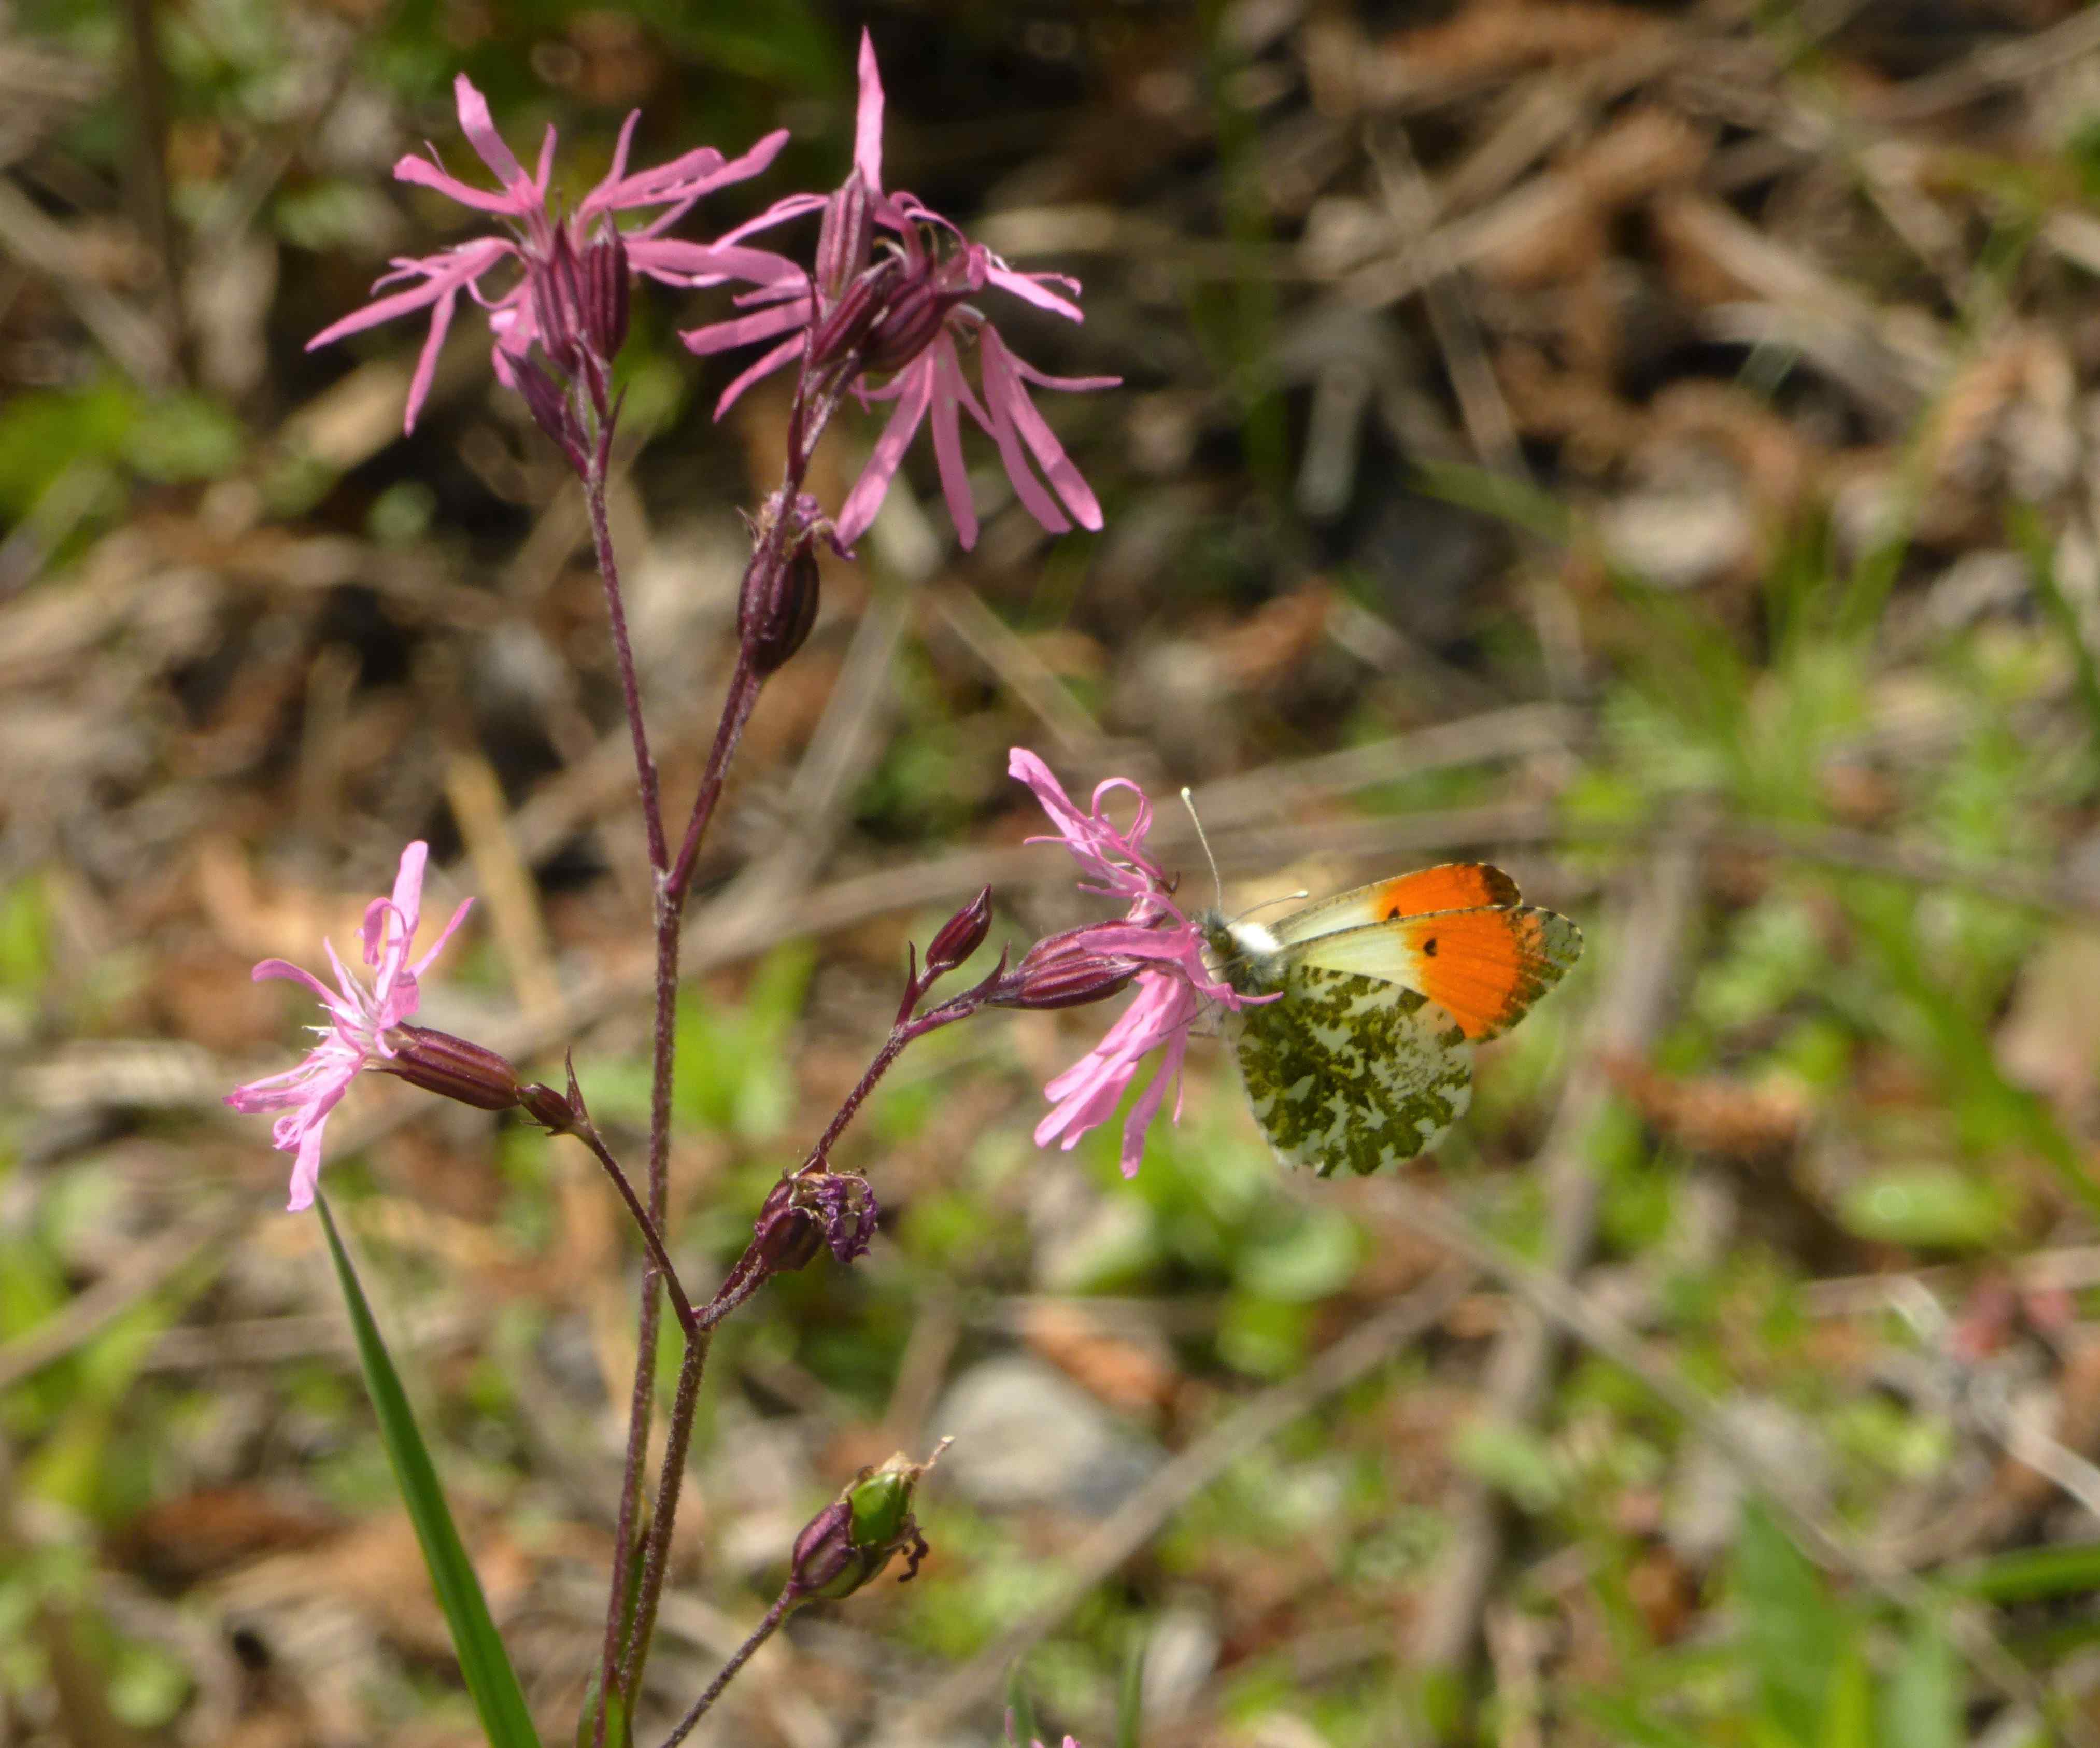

left=1196, top=909, right=1286, bottom=999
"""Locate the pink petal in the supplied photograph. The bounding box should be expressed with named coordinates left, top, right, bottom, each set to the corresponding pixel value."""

left=305, top=240, right=511, bottom=351
left=387, top=842, right=429, bottom=937
left=986, top=261, right=1085, bottom=322
left=394, top=154, right=536, bottom=215
left=410, top=897, right=474, bottom=978
left=633, top=129, right=796, bottom=236
left=532, top=124, right=557, bottom=197
left=635, top=239, right=803, bottom=289
left=710, top=334, right=805, bottom=420
left=974, top=336, right=1071, bottom=533
left=453, top=73, right=531, bottom=193
left=250, top=957, right=338, bottom=1004
left=834, top=355, right=935, bottom=546
left=700, top=190, right=830, bottom=250
left=855, top=30, right=886, bottom=190
left=1120, top=1019, right=1191, bottom=1177
left=981, top=330, right=1101, bottom=530
left=1008, top=747, right=1091, bottom=841
left=401, top=284, right=462, bottom=433
left=285, top=1097, right=344, bottom=1213
left=681, top=298, right=811, bottom=358
left=1001, top=347, right=1122, bottom=395
left=928, top=341, right=979, bottom=549
left=602, top=108, right=641, bottom=193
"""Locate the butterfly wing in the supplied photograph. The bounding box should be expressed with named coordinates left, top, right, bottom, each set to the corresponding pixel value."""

left=1268, top=863, right=1523, bottom=947
left=1218, top=863, right=1581, bottom=1176
left=1292, top=905, right=1583, bottom=1042
left=1229, top=963, right=1473, bottom=1178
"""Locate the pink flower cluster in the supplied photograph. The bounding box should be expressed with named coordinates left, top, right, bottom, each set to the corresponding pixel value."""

left=1009, top=749, right=1259, bottom=1177
left=683, top=32, right=1116, bottom=549
left=307, top=76, right=790, bottom=434
left=224, top=843, right=471, bottom=1211
left=308, top=37, right=1114, bottom=549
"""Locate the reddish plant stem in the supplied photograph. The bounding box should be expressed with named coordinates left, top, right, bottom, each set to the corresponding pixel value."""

left=572, top=1125, right=697, bottom=1336
left=597, top=355, right=859, bottom=1732
left=694, top=997, right=974, bottom=1340
left=585, top=449, right=668, bottom=871
left=659, top=1587, right=794, bottom=1748
left=665, top=655, right=761, bottom=905
left=594, top=829, right=686, bottom=1742
left=617, top=1322, right=710, bottom=1716
left=581, top=439, right=675, bottom=1748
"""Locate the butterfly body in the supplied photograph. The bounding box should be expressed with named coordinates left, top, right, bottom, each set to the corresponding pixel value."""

left=1200, top=864, right=1582, bottom=1178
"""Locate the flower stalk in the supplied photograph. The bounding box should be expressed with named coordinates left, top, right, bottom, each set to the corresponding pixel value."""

left=248, top=40, right=1136, bottom=1745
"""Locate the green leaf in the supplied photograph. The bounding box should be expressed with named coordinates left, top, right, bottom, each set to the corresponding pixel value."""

left=317, top=1196, right=540, bottom=1748
left=1005, top=1661, right=1038, bottom=1746
left=1881, top=1614, right=1957, bottom=1748
left=1818, top=1638, right=1872, bottom=1748
left=1836, top=1167, right=2012, bottom=1250
left=1735, top=1501, right=1840, bottom=1748
left=1952, top=1539, right=2100, bottom=1603
left=1117, top=1628, right=1145, bottom=1748
left=1452, top=1418, right=1564, bottom=1514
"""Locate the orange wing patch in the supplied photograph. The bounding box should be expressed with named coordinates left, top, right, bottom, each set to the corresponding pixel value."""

left=1398, top=907, right=1580, bottom=1041
left=1371, top=864, right=1521, bottom=922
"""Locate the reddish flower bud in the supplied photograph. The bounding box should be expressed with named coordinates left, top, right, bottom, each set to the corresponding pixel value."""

left=580, top=229, right=631, bottom=363
left=814, top=172, right=875, bottom=304
left=924, top=887, right=994, bottom=979
left=753, top=1168, right=878, bottom=1276
left=805, top=259, right=897, bottom=375
left=740, top=494, right=826, bottom=675
left=531, top=228, right=586, bottom=380
left=513, top=353, right=585, bottom=470
left=863, top=247, right=988, bottom=374
left=751, top=1176, right=827, bottom=1275
left=518, top=1080, right=581, bottom=1135
left=379, top=1025, right=524, bottom=1111
left=785, top=1442, right=948, bottom=1606
left=990, top=926, right=1141, bottom=1010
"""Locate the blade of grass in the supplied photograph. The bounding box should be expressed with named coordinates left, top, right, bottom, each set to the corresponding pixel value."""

left=317, top=1194, right=540, bottom=1748
left=1116, top=1629, right=1144, bottom=1748
left=1005, top=1663, right=1039, bottom=1747
left=1951, top=1540, right=2100, bottom=1605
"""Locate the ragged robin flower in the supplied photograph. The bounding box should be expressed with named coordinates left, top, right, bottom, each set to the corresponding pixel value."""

left=307, top=73, right=794, bottom=433
left=1005, top=748, right=1264, bottom=1178
left=680, top=32, right=1117, bottom=550
left=224, top=842, right=472, bottom=1211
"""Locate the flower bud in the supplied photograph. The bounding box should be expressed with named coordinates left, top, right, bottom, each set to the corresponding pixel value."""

left=814, top=172, right=875, bottom=304
left=805, top=259, right=896, bottom=374
left=532, top=228, right=586, bottom=380
left=580, top=229, right=631, bottom=364
left=785, top=1442, right=949, bottom=1606
left=923, top=887, right=993, bottom=979
left=751, top=1176, right=827, bottom=1275
left=513, top=353, right=579, bottom=457
left=518, top=1080, right=581, bottom=1135
left=740, top=495, right=826, bottom=675
left=380, top=1025, right=525, bottom=1111
left=859, top=243, right=984, bottom=372
left=990, top=927, right=1141, bottom=1010
left=751, top=1169, right=879, bottom=1276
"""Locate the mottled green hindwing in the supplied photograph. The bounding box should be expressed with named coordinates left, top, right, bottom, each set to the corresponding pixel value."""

left=1227, top=963, right=1472, bottom=1178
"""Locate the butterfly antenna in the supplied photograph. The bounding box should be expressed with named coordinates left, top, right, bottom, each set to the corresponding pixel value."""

left=1180, top=787, right=1225, bottom=911
left=1236, top=889, right=1310, bottom=925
